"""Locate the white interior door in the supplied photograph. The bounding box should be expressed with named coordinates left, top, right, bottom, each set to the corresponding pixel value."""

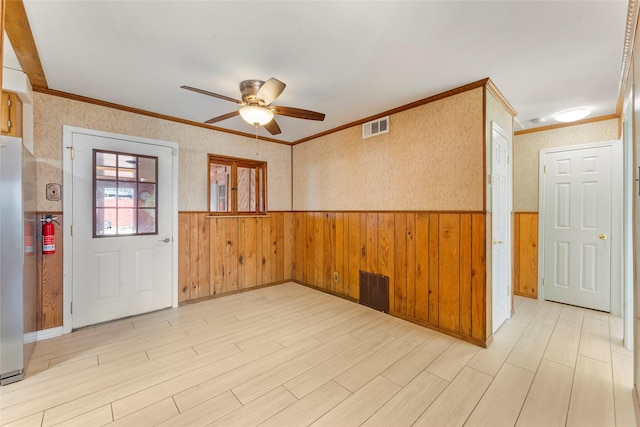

left=542, top=145, right=612, bottom=312
left=491, top=123, right=511, bottom=333
left=70, top=131, right=175, bottom=328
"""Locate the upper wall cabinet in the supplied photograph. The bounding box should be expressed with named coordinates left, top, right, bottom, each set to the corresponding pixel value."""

left=1, top=92, right=22, bottom=137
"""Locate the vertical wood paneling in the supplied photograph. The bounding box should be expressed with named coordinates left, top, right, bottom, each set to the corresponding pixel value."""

left=378, top=213, right=395, bottom=308
left=263, top=216, right=272, bottom=285
left=211, top=217, right=226, bottom=295
left=197, top=213, right=210, bottom=297
left=471, top=213, right=486, bottom=341
left=428, top=213, right=440, bottom=326
left=415, top=213, right=429, bottom=322
left=305, top=213, right=315, bottom=286
left=314, top=212, right=324, bottom=288
left=438, top=213, right=461, bottom=332
left=294, top=212, right=305, bottom=282
left=243, top=218, right=257, bottom=289
left=514, top=212, right=538, bottom=298
left=459, top=213, right=473, bottom=337
left=284, top=212, right=294, bottom=280
left=275, top=212, right=285, bottom=282
left=225, top=218, right=239, bottom=293
left=271, top=213, right=279, bottom=283
left=189, top=214, right=200, bottom=299
left=347, top=212, right=361, bottom=299
left=178, top=213, right=191, bottom=303
left=406, top=213, right=416, bottom=318
left=255, top=218, right=264, bottom=286
left=394, top=213, right=407, bottom=315
left=366, top=213, right=378, bottom=273
left=323, top=212, right=333, bottom=290
left=335, top=212, right=345, bottom=295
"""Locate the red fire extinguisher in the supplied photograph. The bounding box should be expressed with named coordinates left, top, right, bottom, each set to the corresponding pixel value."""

left=43, top=216, right=55, bottom=255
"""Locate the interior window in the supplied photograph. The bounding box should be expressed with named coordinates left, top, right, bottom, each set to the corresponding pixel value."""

left=208, top=154, right=267, bottom=215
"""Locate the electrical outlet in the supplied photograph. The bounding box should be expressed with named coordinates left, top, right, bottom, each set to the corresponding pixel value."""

left=333, top=271, right=339, bottom=283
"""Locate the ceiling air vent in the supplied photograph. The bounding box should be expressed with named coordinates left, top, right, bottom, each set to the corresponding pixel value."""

left=362, top=116, right=389, bottom=139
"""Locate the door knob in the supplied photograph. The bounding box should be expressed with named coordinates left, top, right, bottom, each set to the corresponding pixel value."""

left=493, top=239, right=504, bottom=245
left=599, top=234, right=608, bottom=240
left=159, top=237, right=170, bottom=243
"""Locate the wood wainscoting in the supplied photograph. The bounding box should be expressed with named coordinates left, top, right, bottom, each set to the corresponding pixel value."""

left=291, top=212, right=487, bottom=346
left=38, top=210, right=494, bottom=347
left=513, top=212, right=538, bottom=298
left=178, top=212, right=294, bottom=303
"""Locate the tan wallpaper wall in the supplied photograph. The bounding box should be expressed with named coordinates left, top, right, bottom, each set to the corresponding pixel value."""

left=513, top=118, right=619, bottom=212
left=292, top=88, right=485, bottom=211
left=33, top=93, right=292, bottom=212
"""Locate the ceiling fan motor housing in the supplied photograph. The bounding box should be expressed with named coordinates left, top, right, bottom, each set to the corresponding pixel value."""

left=240, top=80, right=265, bottom=105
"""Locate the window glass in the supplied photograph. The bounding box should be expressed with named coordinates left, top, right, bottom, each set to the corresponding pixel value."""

left=94, top=150, right=158, bottom=237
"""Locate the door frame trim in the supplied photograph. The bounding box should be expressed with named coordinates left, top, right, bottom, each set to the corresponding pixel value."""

left=538, top=139, right=623, bottom=315
left=62, top=126, right=179, bottom=334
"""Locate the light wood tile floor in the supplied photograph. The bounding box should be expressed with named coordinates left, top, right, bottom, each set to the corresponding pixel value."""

left=1, top=283, right=638, bottom=426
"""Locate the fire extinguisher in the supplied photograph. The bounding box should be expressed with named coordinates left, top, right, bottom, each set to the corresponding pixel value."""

left=42, top=215, right=56, bottom=255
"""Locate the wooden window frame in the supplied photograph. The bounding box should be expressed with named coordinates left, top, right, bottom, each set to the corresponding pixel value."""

left=208, top=154, right=267, bottom=216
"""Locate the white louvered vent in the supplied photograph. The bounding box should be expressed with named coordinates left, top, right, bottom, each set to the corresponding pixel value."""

left=362, top=116, right=389, bottom=139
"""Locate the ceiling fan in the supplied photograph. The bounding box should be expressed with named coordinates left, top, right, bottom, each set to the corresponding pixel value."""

left=181, top=78, right=325, bottom=135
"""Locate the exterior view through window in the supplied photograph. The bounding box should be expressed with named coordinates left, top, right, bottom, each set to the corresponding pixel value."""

left=209, top=154, right=266, bottom=215
left=94, top=150, right=158, bottom=237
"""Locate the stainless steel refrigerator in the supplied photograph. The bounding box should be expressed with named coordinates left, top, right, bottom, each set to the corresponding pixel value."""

left=0, top=136, right=37, bottom=385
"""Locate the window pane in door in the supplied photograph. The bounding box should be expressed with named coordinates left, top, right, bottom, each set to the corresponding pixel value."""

left=138, top=209, right=156, bottom=233
left=118, top=209, right=136, bottom=234
left=96, top=152, right=117, bottom=180
left=118, top=155, right=137, bottom=181
left=138, top=157, right=156, bottom=183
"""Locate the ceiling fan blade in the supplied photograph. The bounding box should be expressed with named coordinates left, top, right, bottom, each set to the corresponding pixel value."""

left=256, top=78, right=286, bottom=106
left=264, top=119, right=282, bottom=135
left=273, top=106, right=325, bottom=121
left=204, top=110, right=239, bottom=124
left=181, top=85, right=241, bottom=104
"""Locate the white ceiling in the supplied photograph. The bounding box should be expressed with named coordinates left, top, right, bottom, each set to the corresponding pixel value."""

left=18, top=1, right=628, bottom=143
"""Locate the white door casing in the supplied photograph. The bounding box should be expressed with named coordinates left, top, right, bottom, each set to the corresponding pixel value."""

left=491, top=122, right=512, bottom=333
left=63, top=126, right=178, bottom=332
left=540, top=144, right=612, bottom=312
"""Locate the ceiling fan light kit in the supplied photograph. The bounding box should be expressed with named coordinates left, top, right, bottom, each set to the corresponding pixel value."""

left=181, top=77, right=325, bottom=136
left=239, top=105, right=274, bottom=126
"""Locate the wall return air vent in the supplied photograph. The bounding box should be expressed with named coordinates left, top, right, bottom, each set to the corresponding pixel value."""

left=362, top=116, right=389, bottom=139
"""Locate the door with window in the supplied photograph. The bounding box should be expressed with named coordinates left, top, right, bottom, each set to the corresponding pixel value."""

left=70, top=130, right=175, bottom=328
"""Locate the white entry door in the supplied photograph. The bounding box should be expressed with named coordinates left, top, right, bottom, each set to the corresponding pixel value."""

left=491, top=123, right=511, bottom=333
left=68, top=129, right=176, bottom=328
left=542, top=145, right=611, bottom=312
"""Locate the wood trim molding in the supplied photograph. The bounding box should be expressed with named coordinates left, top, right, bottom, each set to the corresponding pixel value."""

left=5, top=0, right=47, bottom=88
left=486, top=79, right=517, bottom=117
left=291, top=78, right=491, bottom=145
left=513, top=114, right=620, bottom=136
left=33, top=87, right=290, bottom=145
left=617, top=0, right=639, bottom=116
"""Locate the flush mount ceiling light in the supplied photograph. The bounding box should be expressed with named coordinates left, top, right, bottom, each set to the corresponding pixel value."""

left=239, top=105, right=275, bottom=126
left=554, top=108, right=591, bottom=123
